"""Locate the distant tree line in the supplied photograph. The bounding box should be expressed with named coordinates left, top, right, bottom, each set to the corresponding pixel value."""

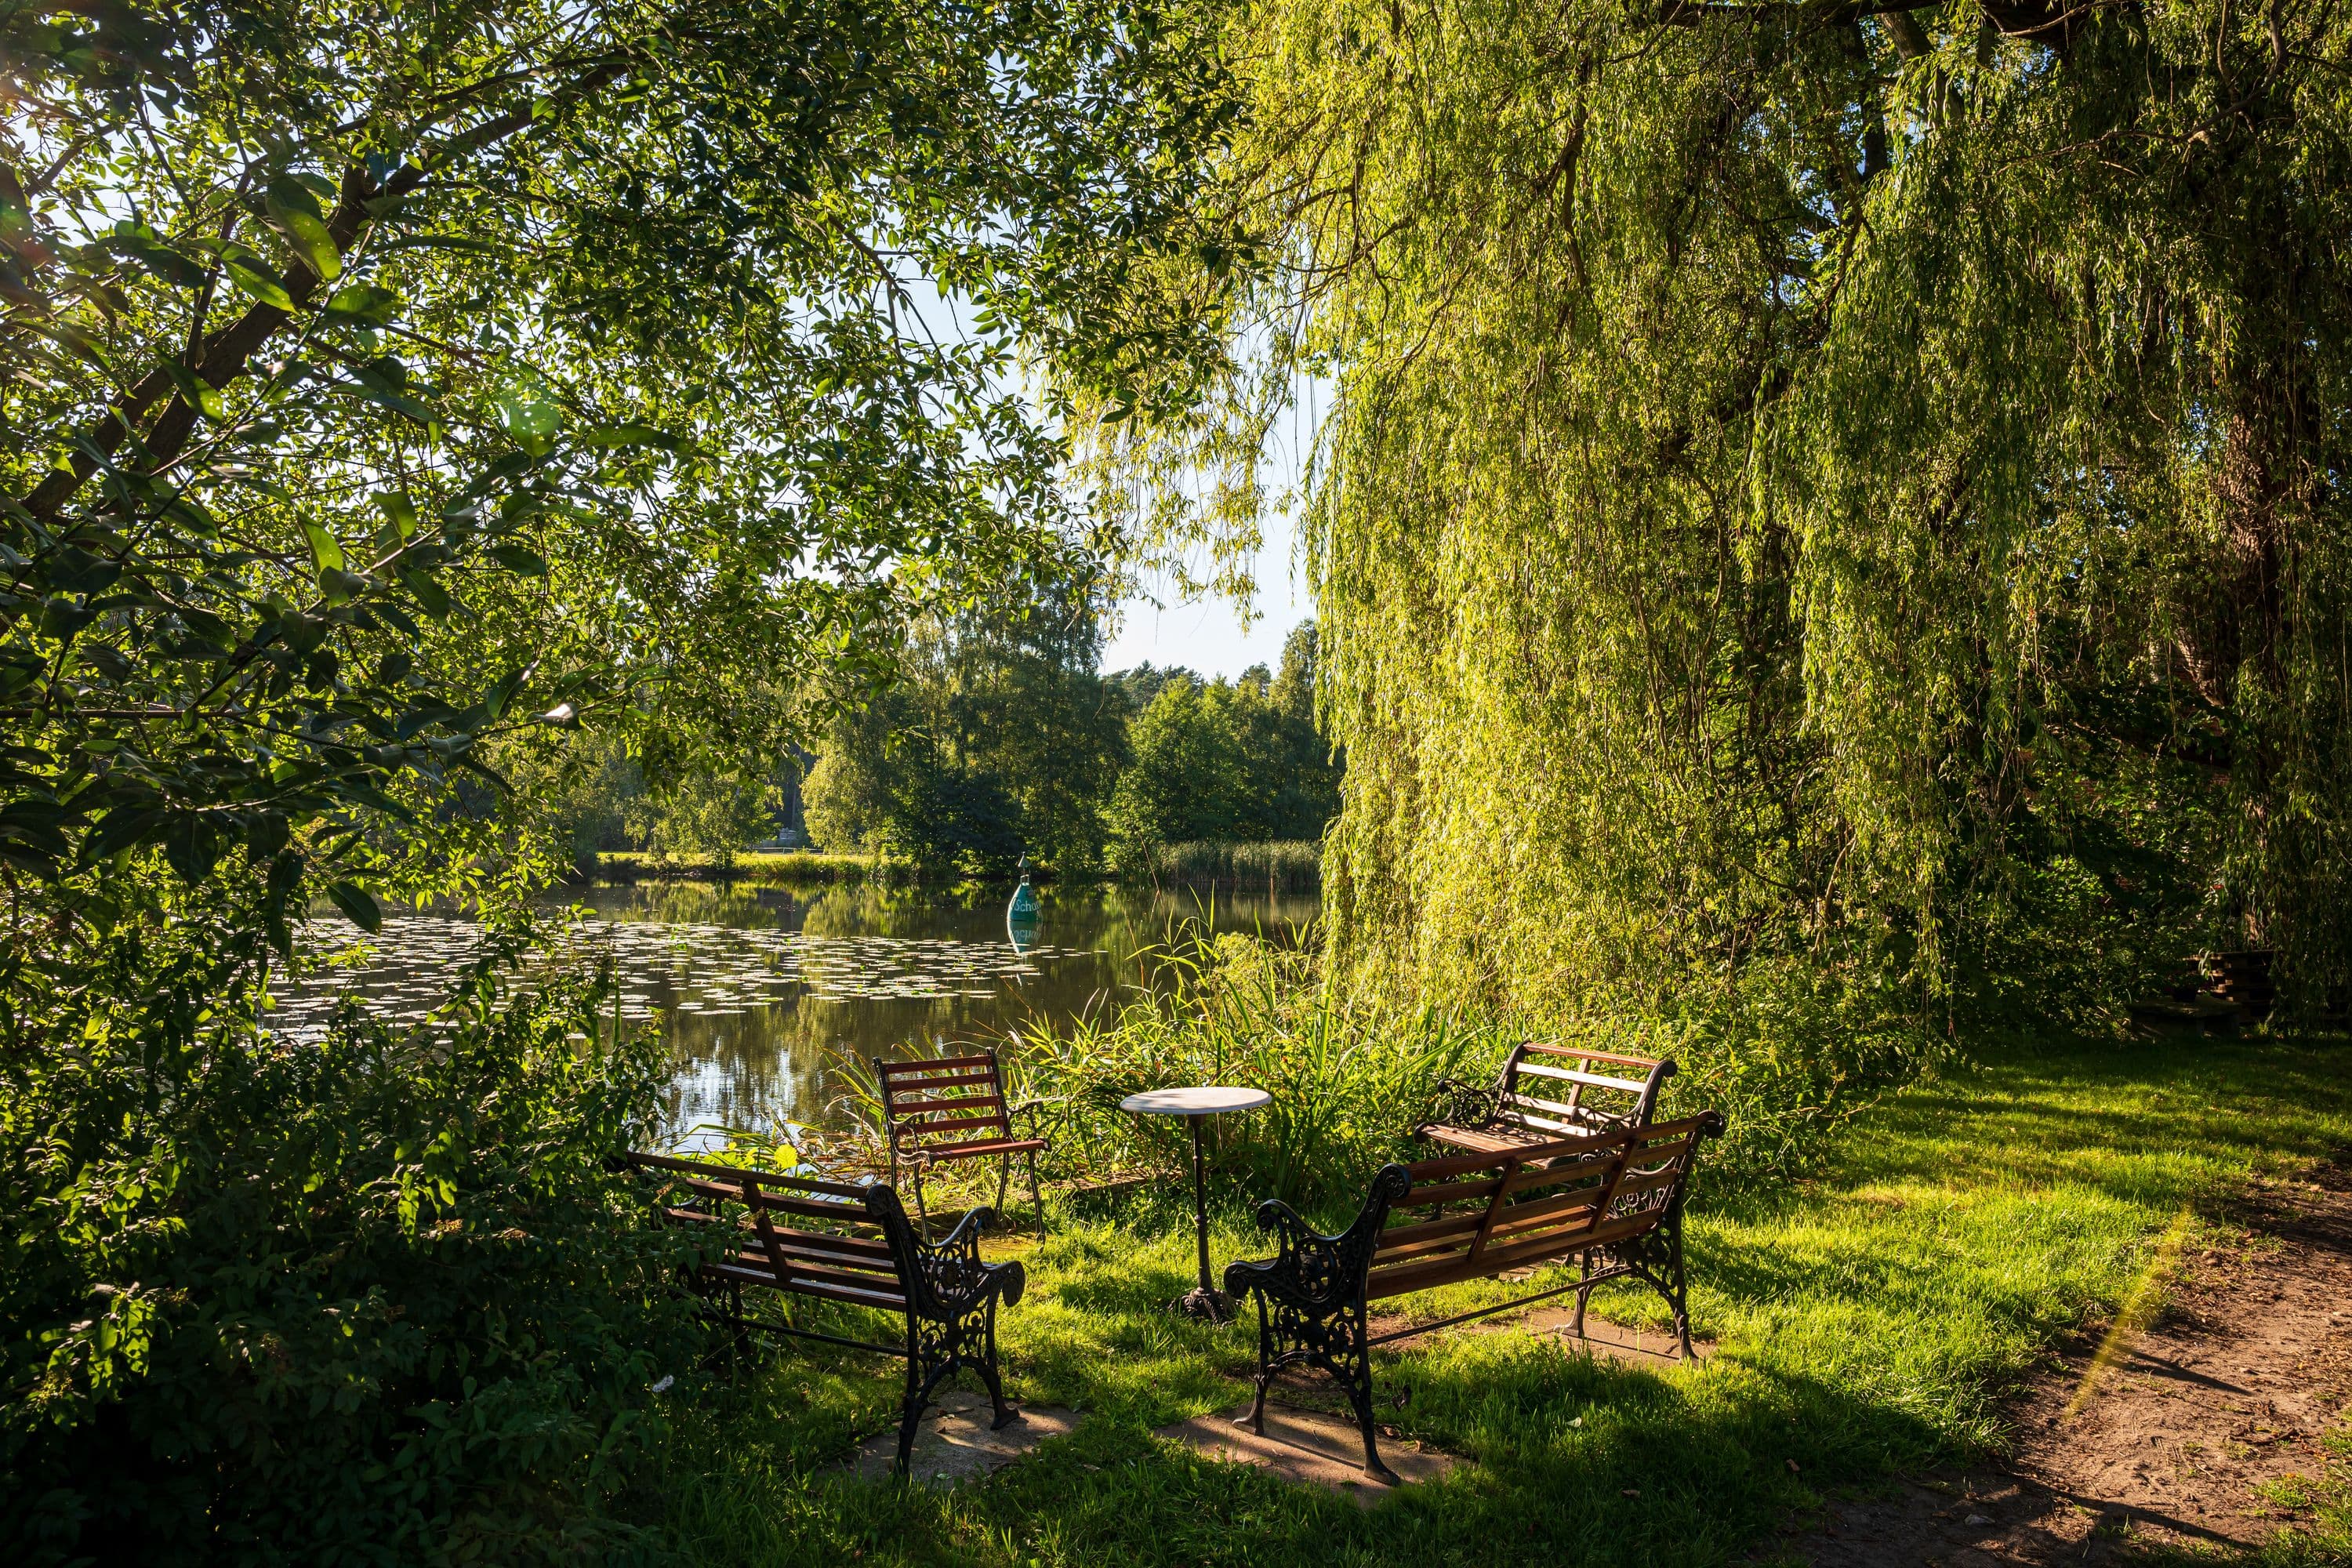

left=804, top=615, right=1339, bottom=876
left=506, top=614, right=1340, bottom=878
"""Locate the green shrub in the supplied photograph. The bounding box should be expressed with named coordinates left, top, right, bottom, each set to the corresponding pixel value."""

left=995, top=931, right=1501, bottom=1212
left=0, top=962, right=703, bottom=1566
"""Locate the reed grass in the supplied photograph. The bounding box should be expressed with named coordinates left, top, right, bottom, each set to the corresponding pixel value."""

left=807, top=928, right=1504, bottom=1215
left=1150, top=840, right=1323, bottom=892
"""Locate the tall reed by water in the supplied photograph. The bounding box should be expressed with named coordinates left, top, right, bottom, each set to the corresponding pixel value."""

left=1148, top=839, right=1321, bottom=893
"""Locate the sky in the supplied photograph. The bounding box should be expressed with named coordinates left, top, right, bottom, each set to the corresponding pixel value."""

left=887, top=270, right=1322, bottom=680
left=1100, top=506, right=1310, bottom=678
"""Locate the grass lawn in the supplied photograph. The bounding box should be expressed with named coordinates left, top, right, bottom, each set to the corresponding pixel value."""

left=628, top=1033, right=2352, bottom=1566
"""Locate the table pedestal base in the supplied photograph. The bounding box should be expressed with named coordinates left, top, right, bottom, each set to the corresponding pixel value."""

left=1173, top=1285, right=1237, bottom=1323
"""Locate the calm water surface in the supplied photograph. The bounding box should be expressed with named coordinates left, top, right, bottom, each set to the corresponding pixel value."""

left=271, top=881, right=1317, bottom=1138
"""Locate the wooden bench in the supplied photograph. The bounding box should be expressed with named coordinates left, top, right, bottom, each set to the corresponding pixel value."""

left=1415, top=1043, right=1675, bottom=1154
left=1222, top=1112, right=1724, bottom=1482
left=875, top=1050, right=1051, bottom=1233
left=625, top=1150, right=1027, bottom=1472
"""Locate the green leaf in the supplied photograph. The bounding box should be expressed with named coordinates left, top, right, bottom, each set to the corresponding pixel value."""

left=373, top=491, right=418, bottom=539
left=485, top=543, right=547, bottom=578
left=106, top=233, right=208, bottom=289
left=162, top=815, right=225, bottom=885
left=325, top=283, right=398, bottom=325
left=576, top=423, right=669, bottom=448
left=302, top=521, right=346, bottom=576
left=223, top=256, right=295, bottom=312
left=401, top=569, right=451, bottom=622
left=325, top=880, right=381, bottom=932
left=319, top=567, right=371, bottom=604
left=157, top=358, right=226, bottom=420
left=266, top=187, right=343, bottom=282
left=481, top=666, right=529, bottom=721
left=82, top=806, right=166, bottom=865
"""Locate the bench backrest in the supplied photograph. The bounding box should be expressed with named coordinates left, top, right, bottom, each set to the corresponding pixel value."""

left=873, top=1051, right=1016, bottom=1155
left=1363, top=1113, right=1719, bottom=1302
left=626, top=1149, right=919, bottom=1314
left=1493, top=1043, right=1674, bottom=1136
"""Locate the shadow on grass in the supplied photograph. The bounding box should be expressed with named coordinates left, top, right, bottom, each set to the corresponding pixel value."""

left=631, top=1030, right=2352, bottom=1568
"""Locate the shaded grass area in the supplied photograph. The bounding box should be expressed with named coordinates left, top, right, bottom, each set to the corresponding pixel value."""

left=629, top=1033, right=2352, bottom=1566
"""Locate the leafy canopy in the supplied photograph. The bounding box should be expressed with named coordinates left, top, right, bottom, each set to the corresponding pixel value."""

left=1123, top=0, right=2352, bottom=1065
left=0, top=0, right=1239, bottom=1553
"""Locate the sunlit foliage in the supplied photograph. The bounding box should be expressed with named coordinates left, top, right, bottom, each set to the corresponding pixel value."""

left=1115, top=0, right=2352, bottom=1062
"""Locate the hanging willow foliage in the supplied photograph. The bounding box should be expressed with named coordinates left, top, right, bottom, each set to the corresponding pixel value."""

left=1102, top=0, right=2352, bottom=1065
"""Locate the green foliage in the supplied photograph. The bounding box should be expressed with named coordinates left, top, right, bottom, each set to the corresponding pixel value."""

left=1000, top=929, right=1501, bottom=1207
left=1104, top=644, right=1338, bottom=869
left=804, top=591, right=1130, bottom=873
left=0, top=0, right=1241, bottom=1555
left=1102, top=0, right=2352, bottom=1061
left=0, top=959, right=700, bottom=1565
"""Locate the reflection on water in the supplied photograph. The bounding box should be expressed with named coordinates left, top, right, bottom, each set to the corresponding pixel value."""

left=269, top=881, right=1317, bottom=1136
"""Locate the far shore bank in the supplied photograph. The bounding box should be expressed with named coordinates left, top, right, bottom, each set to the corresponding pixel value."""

left=572, top=842, right=1323, bottom=895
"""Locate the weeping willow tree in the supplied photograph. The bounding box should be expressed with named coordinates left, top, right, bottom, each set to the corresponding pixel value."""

left=1102, top=0, right=2352, bottom=1083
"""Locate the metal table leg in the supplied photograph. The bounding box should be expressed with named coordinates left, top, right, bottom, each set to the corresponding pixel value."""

left=1174, top=1113, right=1234, bottom=1321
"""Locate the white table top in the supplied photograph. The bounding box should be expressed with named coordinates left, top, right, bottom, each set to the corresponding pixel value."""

left=1119, top=1085, right=1272, bottom=1116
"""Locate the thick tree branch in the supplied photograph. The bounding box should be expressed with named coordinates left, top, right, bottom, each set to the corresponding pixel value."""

left=16, top=59, right=630, bottom=524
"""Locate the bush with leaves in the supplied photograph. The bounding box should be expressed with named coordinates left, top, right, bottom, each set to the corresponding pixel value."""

left=0, top=953, right=700, bottom=1565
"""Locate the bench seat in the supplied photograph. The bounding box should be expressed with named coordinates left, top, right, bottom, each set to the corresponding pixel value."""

left=1415, top=1043, right=1675, bottom=1152
left=1225, top=1112, right=1723, bottom=1482
left=626, top=1150, right=1027, bottom=1472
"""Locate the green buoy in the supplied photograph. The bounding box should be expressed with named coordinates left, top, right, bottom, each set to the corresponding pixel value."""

left=1006, top=856, right=1040, bottom=950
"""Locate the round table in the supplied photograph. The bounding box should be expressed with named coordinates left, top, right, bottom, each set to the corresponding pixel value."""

left=1120, top=1086, right=1272, bottom=1321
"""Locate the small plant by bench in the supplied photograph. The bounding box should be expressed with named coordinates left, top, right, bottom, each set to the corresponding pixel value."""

left=1416, top=1042, right=1675, bottom=1153
left=624, top=1150, right=1027, bottom=1472
left=1222, top=1112, right=1724, bottom=1482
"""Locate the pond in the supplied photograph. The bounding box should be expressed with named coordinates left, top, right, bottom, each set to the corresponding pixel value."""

left=269, top=881, right=1319, bottom=1140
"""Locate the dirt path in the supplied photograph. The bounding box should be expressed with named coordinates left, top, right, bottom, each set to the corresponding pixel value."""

left=1776, top=1163, right=2352, bottom=1565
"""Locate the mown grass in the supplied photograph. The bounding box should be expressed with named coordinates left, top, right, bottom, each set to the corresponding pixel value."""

left=625, top=1032, right=2352, bottom=1566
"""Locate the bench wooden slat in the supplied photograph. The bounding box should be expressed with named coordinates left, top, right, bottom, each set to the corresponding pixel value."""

left=750, top=1190, right=891, bottom=1224
left=880, top=1053, right=998, bottom=1075
left=1402, top=1135, right=1607, bottom=1181
left=1372, top=1194, right=1610, bottom=1272
left=1396, top=1174, right=1508, bottom=1208
left=891, top=1094, right=1004, bottom=1118
left=1504, top=1091, right=1609, bottom=1120
left=1367, top=1210, right=1667, bottom=1299
left=1519, top=1043, right=1664, bottom=1070
left=896, top=1113, right=1007, bottom=1141
left=632, top=1151, right=870, bottom=1200
left=706, top=1242, right=898, bottom=1282
left=1508, top=1109, right=1612, bottom=1137
left=1512, top=1061, right=1653, bottom=1093
left=702, top=1259, right=909, bottom=1311
left=670, top=1176, right=873, bottom=1222
left=921, top=1136, right=1049, bottom=1160
left=659, top=1207, right=893, bottom=1261
left=760, top=1257, right=912, bottom=1294
left=884, top=1072, right=1000, bottom=1095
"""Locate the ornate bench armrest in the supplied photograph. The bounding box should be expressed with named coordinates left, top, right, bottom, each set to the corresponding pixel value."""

left=1421, top=1076, right=1500, bottom=1130
left=1224, top=1167, right=1410, bottom=1309
left=913, top=1204, right=1026, bottom=1312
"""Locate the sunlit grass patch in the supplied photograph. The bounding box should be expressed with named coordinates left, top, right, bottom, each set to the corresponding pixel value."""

left=631, top=1033, right=2352, bottom=1567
